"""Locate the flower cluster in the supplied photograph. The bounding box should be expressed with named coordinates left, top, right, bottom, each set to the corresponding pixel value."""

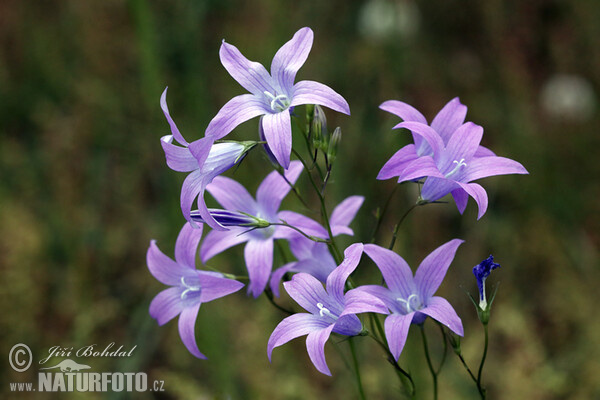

left=146, top=25, right=527, bottom=388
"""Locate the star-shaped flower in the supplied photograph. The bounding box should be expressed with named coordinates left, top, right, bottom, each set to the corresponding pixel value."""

left=147, top=223, right=244, bottom=358
left=205, top=27, right=350, bottom=169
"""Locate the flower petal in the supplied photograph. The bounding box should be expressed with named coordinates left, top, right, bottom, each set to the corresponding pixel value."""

left=306, top=324, right=335, bottom=376
left=430, top=97, right=467, bottom=143
left=394, top=121, right=444, bottom=157
left=174, top=222, right=203, bottom=268
left=379, top=100, right=427, bottom=124
left=160, top=135, right=198, bottom=172
left=456, top=182, right=488, bottom=219
left=377, top=144, right=419, bottom=180
left=326, top=243, right=364, bottom=305
left=342, top=288, right=389, bottom=316
left=397, top=156, right=444, bottom=183
left=205, top=94, right=267, bottom=140
left=451, top=188, right=469, bottom=214
left=420, top=176, right=460, bottom=202
left=160, top=87, right=188, bottom=146
left=206, top=176, right=258, bottom=214
left=269, top=261, right=297, bottom=298
left=180, top=169, right=208, bottom=223
left=147, top=241, right=186, bottom=286
left=271, top=27, right=313, bottom=92
left=283, top=272, right=330, bottom=314
left=330, top=196, right=364, bottom=236
left=149, top=287, right=184, bottom=326
left=349, top=285, right=397, bottom=311
left=262, top=111, right=293, bottom=169
left=444, top=122, right=483, bottom=164
left=198, top=275, right=244, bottom=303
left=363, top=244, right=416, bottom=299
left=178, top=303, right=206, bottom=359
left=267, top=313, right=329, bottom=361
left=385, top=313, right=414, bottom=361
left=414, top=239, right=464, bottom=300
left=420, top=296, right=464, bottom=336
left=464, top=156, right=529, bottom=182
left=219, top=41, right=274, bottom=96
left=275, top=211, right=328, bottom=239
left=257, top=160, right=303, bottom=213
left=291, top=80, right=350, bottom=115
left=245, top=239, right=274, bottom=297
left=474, top=145, right=495, bottom=157
left=200, top=227, right=249, bottom=262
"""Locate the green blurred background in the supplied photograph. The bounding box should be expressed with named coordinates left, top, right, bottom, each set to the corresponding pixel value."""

left=1, top=0, right=598, bottom=398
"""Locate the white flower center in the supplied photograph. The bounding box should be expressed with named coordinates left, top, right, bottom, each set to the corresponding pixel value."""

left=180, top=276, right=201, bottom=300
left=317, top=302, right=337, bottom=319
left=396, top=294, right=422, bottom=313
left=445, top=158, right=467, bottom=178
left=264, top=91, right=291, bottom=112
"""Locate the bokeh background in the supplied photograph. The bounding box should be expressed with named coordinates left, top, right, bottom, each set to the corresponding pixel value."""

left=2, top=0, right=599, bottom=399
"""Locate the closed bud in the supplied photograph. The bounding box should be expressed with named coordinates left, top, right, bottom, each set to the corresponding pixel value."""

left=311, top=105, right=328, bottom=150
left=327, top=127, right=342, bottom=163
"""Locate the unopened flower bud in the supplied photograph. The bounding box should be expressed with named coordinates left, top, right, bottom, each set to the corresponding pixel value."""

left=327, top=127, right=342, bottom=163
left=311, top=105, right=328, bottom=150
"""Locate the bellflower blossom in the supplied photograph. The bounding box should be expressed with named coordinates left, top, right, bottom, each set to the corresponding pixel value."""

left=392, top=120, right=528, bottom=219
left=267, top=243, right=388, bottom=375
left=269, top=196, right=364, bottom=296
left=473, top=255, right=500, bottom=309
left=205, top=27, right=350, bottom=169
left=160, top=88, right=256, bottom=229
left=147, top=223, right=244, bottom=358
left=199, top=161, right=327, bottom=297
left=356, top=240, right=464, bottom=361
left=378, top=97, right=495, bottom=181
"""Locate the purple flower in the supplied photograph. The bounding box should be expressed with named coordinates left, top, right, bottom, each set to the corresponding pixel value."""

left=200, top=161, right=327, bottom=297
left=205, top=27, right=350, bottom=169
left=356, top=240, right=465, bottom=361
left=269, top=196, right=364, bottom=296
left=160, top=88, right=256, bottom=229
left=473, top=255, right=500, bottom=309
left=191, top=209, right=269, bottom=228
left=378, top=98, right=495, bottom=181
left=147, top=223, right=244, bottom=358
left=267, top=243, right=388, bottom=375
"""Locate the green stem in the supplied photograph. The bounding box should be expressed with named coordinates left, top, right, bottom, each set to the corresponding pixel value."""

left=420, top=325, right=438, bottom=400
left=435, top=322, right=448, bottom=375
left=348, top=337, right=367, bottom=400
left=263, top=288, right=294, bottom=315
left=369, top=184, right=399, bottom=243
left=388, top=203, right=419, bottom=250
left=476, top=324, right=489, bottom=398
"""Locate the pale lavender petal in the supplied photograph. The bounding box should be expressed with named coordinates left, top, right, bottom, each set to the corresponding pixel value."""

left=414, top=239, right=463, bottom=300
left=394, top=121, right=444, bottom=157
left=245, top=239, right=274, bottom=297
left=205, top=94, right=268, bottom=140
left=147, top=240, right=187, bottom=285
left=267, top=313, right=330, bottom=360
left=271, top=27, right=313, bottom=92
left=291, top=80, right=350, bottom=115
left=420, top=296, right=464, bottom=336
left=149, top=287, right=185, bottom=326
left=397, top=156, right=444, bottom=183
left=350, top=285, right=397, bottom=311
left=206, top=176, right=258, bottom=214
left=160, top=87, right=188, bottom=145
left=377, top=144, right=419, bottom=180
left=188, top=136, right=214, bottom=168
left=457, top=182, right=488, bottom=219
left=474, top=145, right=495, bottom=157
left=200, top=228, right=249, bottom=262
left=332, top=314, right=363, bottom=336
left=178, top=303, right=206, bottom=359
left=292, top=257, right=335, bottom=283
left=257, top=160, right=303, bottom=213
left=330, top=196, right=364, bottom=236
left=219, top=41, right=274, bottom=96
left=379, top=100, right=427, bottom=124
left=465, top=156, right=529, bottom=182
left=363, top=244, right=416, bottom=299
left=420, top=176, right=460, bottom=202
left=275, top=211, right=328, bottom=239
left=283, top=273, right=330, bottom=314
left=180, top=169, right=207, bottom=223
left=262, top=111, right=292, bottom=169
left=451, top=188, right=469, bottom=214
left=198, top=275, right=244, bottom=303
left=444, top=122, right=483, bottom=163
left=306, top=325, right=335, bottom=376
left=342, top=288, right=389, bottom=316
left=385, top=313, right=414, bottom=361
left=160, top=136, right=198, bottom=172
left=326, top=243, right=364, bottom=305
left=174, top=223, right=203, bottom=268
left=269, top=262, right=296, bottom=297
left=430, top=97, right=467, bottom=143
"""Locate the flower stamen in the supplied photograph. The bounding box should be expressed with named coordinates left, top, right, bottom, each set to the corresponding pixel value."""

left=445, top=158, right=467, bottom=178
left=396, top=294, right=421, bottom=313
left=264, top=91, right=290, bottom=112
left=317, top=302, right=337, bottom=319
left=180, top=276, right=201, bottom=300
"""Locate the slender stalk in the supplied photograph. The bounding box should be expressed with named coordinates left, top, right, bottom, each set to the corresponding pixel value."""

left=348, top=337, right=367, bottom=400
left=263, top=288, right=294, bottom=315
left=388, top=204, right=419, bottom=250
left=435, top=323, right=448, bottom=375
left=274, top=167, right=313, bottom=211
left=269, top=222, right=329, bottom=243
left=476, top=324, right=489, bottom=398
left=369, top=184, right=399, bottom=243
left=420, top=325, right=438, bottom=400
